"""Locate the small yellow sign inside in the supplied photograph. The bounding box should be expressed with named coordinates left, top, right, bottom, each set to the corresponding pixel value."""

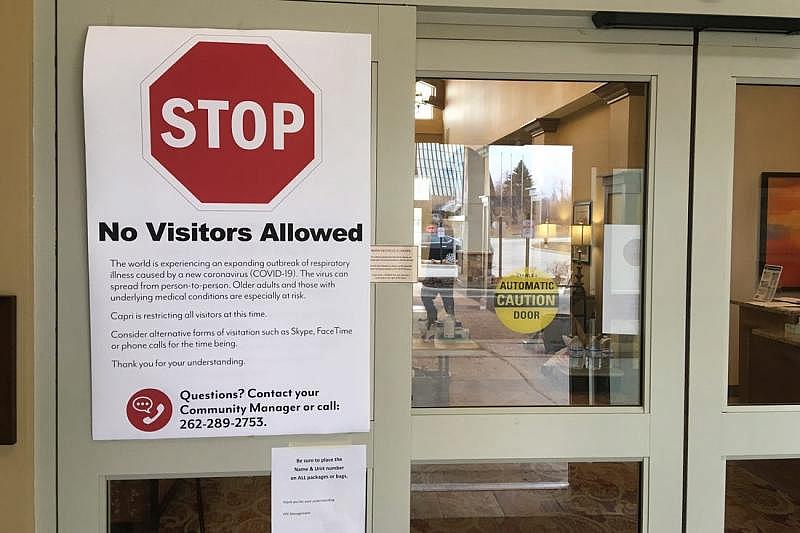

left=494, top=270, right=559, bottom=333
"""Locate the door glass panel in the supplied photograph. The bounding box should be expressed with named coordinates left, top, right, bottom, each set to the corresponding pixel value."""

left=411, top=461, right=641, bottom=532
left=411, top=79, right=648, bottom=407
left=109, top=475, right=269, bottom=531
left=726, top=459, right=800, bottom=531
left=729, top=85, right=800, bottom=405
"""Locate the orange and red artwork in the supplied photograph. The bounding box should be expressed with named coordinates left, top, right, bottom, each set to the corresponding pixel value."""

left=761, top=173, right=800, bottom=289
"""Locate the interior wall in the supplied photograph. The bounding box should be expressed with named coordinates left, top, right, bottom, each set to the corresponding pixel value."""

left=443, top=80, right=600, bottom=146
left=731, top=85, right=800, bottom=298
left=551, top=103, right=610, bottom=203
left=550, top=103, right=609, bottom=298
left=415, top=106, right=444, bottom=143
left=608, top=95, right=647, bottom=171
left=729, top=85, right=800, bottom=384
left=549, top=97, right=643, bottom=298
left=0, top=0, right=35, bottom=531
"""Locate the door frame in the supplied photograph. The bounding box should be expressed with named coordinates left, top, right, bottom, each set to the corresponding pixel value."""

left=687, top=31, right=800, bottom=532
left=412, top=26, right=693, bottom=533
left=34, top=0, right=58, bottom=529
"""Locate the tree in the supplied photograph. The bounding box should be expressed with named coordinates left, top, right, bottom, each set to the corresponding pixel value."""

left=500, top=160, right=533, bottom=225
left=546, top=181, right=572, bottom=225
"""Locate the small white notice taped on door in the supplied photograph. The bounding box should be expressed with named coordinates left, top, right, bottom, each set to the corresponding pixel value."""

left=370, top=245, right=417, bottom=282
left=271, top=445, right=367, bottom=533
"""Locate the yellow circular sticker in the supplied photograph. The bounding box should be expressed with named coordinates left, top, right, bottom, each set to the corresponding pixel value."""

left=494, top=270, right=559, bottom=333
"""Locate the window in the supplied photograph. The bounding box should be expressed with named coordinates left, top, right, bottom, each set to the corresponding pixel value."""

left=109, top=475, right=270, bottom=532
left=411, top=79, right=648, bottom=407
left=728, top=85, right=800, bottom=405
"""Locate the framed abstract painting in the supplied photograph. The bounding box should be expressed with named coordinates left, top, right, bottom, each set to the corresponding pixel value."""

left=760, top=172, right=800, bottom=290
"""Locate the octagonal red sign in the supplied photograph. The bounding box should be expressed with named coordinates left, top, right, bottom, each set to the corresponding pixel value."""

left=142, top=36, right=320, bottom=209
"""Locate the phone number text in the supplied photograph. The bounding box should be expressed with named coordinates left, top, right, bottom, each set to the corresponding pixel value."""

left=179, top=417, right=266, bottom=430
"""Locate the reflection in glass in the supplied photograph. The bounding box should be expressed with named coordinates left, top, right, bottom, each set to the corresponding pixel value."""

left=412, top=80, right=648, bottom=407
left=726, top=459, right=800, bottom=531
left=108, top=476, right=269, bottom=532
left=411, top=461, right=641, bottom=532
left=729, top=85, right=800, bottom=405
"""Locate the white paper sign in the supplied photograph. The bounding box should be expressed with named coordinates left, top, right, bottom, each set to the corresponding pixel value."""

left=271, top=445, right=367, bottom=533
left=602, top=224, right=641, bottom=335
left=370, top=245, right=417, bottom=282
left=84, top=27, right=371, bottom=439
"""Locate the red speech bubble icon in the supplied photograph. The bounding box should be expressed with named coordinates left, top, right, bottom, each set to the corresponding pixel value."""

left=126, top=388, right=173, bottom=432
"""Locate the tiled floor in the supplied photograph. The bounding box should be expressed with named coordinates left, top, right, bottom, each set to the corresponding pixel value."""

left=725, top=460, right=800, bottom=532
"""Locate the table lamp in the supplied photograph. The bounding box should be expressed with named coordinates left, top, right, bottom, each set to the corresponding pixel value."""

left=570, top=222, right=592, bottom=285
left=536, top=219, right=557, bottom=247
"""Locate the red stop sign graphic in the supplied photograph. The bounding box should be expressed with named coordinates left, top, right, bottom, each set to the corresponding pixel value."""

left=143, top=37, right=320, bottom=208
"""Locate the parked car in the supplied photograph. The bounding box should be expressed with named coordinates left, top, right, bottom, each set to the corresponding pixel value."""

left=420, top=231, right=460, bottom=263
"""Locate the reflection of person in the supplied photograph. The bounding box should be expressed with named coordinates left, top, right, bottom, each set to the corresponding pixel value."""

left=421, top=277, right=455, bottom=328
left=420, top=210, right=457, bottom=331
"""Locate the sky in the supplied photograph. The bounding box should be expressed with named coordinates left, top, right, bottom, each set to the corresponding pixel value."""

left=487, top=145, right=573, bottom=199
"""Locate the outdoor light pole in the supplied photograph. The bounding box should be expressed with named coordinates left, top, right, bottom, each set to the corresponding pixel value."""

left=525, top=186, right=536, bottom=271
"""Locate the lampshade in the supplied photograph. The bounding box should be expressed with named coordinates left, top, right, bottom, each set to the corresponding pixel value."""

left=570, top=223, right=592, bottom=245
left=536, top=222, right=557, bottom=239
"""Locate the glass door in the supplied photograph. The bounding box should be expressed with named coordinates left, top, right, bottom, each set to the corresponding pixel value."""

left=412, top=23, right=692, bottom=533
left=688, top=32, right=800, bottom=532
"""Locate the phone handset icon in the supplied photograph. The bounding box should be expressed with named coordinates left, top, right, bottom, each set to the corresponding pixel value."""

left=127, top=389, right=172, bottom=432
left=143, top=403, right=166, bottom=425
